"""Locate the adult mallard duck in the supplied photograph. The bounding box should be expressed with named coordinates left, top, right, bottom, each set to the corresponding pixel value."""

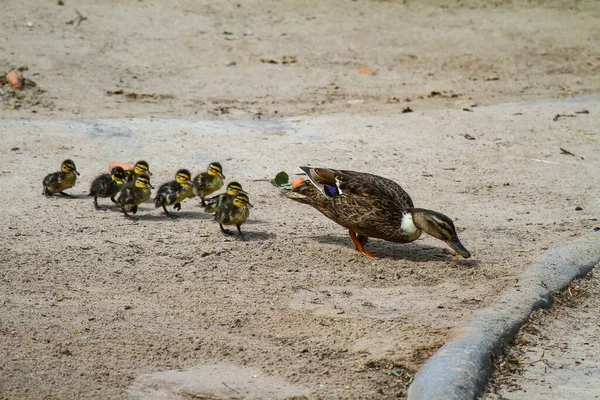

left=287, top=166, right=471, bottom=259
left=42, top=159, right=80, bottom=197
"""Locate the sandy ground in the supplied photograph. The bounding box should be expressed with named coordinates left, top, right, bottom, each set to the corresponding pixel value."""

left=1, top=0, right=600, bottom=399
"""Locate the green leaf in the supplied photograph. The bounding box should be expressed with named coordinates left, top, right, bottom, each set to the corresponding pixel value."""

left=271, top=171, right=293, bottom=189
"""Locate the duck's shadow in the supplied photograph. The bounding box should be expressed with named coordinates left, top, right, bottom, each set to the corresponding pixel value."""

left=311, top=234, right=478, bottom=265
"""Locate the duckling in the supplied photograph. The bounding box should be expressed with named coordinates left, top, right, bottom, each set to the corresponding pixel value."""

left=115, top=174, right=154, bottom=220
left=192, top=162, right=225, bottom=206
left=287, top=166, right=470, bottom=259
left=42, top=159, right=80, bottom=197
left=123, top=160, right=152, bottom=184
left=204, top=181, right=245, bottom=213
left=154, top=169, right=194, bottom=218
left=88, top=166, right=126, bottom=209
left=215, top=192, right=253, bottom=240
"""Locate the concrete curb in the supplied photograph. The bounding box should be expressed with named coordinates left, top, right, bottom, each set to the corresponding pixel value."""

left=407, top=230, right=600, bottom=400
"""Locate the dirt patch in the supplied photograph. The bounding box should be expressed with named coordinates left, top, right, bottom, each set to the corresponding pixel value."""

left=128, top=362, right=309, bottom=399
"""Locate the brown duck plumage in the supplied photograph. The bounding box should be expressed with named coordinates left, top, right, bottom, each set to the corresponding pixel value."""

left=287, top=166, right=470, bottom=259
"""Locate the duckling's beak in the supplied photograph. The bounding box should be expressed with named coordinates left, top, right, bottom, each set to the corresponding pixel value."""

left=220, top=173, right=226, bottom=179
left=148, top=183, right=155, bottom=189
left=247, top=202, right=254, bottom=208
left=445, top=235, right=471, bottom=259
left=74, top=170, right=80, bottom=176
left=147, top=171, right=153, bottom=177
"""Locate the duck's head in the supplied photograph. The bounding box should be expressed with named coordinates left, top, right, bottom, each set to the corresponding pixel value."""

left=207, top=162, right=225, bottom=179
left=61, top=159, right=80, bottom=176
left=133, top=160, right=152, bottom=176
left=411, top=208, right=471, bottom=259
left=134, top=174, right=154, bottom=189
left=232, top=192, right=253, bottom=209
left=175, top=169, right=192, bottom=185
left=226, top=181, right=244, bottom=196
left=110, top=166, right=126, bottom=183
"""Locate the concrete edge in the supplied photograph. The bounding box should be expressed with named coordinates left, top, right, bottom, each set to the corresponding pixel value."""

left=407, top=230, right=600, bottom=400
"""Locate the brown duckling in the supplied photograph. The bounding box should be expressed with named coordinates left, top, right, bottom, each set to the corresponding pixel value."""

left=88, top=166, right=126, bottom=209
left=215, top=192, right=252, bottom=240
left=192, top=162, right=225, bottom=206
left=43, top=159, right=80, bottom=198
left=154, top=169, right=194, bottom=219
left=115, top=174, right=154, bottom=220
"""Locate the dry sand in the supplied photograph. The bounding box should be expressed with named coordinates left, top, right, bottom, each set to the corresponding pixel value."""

left=1, top=1, right=599, bottom=399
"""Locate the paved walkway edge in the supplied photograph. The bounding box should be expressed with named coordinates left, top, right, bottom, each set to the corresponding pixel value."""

left=407, top=230, right=600, bottom=400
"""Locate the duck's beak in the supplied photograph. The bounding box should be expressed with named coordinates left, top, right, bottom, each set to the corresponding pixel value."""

left=148, top=183, right=155, bottom=189
left=445, top=235, right=471, bottom=259
left=247, top=202, right=254, bottom=208
left=220, top=173, right=226, bottom=179
left=74, top=170, right=81, bottom=176
left=147, top=171, right=153, bottom=177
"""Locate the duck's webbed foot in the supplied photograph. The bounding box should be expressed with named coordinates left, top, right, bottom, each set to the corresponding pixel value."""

left=349, top=230, right=385, bottom=259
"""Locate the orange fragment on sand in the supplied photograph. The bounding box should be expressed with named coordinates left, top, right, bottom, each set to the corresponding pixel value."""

left=292, top=177, right=305, bottom=189
left=358, top=67, right=371, bottom=74
left=6, top=70, right=23, bottom=90
left=108, top=160, right=135, bottom=172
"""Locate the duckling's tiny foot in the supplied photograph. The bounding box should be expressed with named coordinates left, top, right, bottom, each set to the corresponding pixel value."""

left=59, top=192, right=75, bottom=198
left=173, top=203, right=181, bottom=211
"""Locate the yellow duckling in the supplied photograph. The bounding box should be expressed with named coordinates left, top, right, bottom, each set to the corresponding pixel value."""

left=154, top=169, right=194, bottom=218
left=123, top=160, right=152, bottom=184
left=215, top=192, right=253, bottom=240
left=115, top=174, right=154, bottom=220
left=42, top=159, right=80, bottom=197
left=88, top=166, right=126, bottom=209
left=192, top=162, right=225, bottom=206
left=204, top=181, right=245, bottom=213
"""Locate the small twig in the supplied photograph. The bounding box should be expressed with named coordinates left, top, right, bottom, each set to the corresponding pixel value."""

left=66, top=9, right=88, bottom=26
left=222, top=381, right=240, bottom=394
left=530, top=158, right=559, bottom=165
left=560, top=147, right=584, bottom=160
left=553, top=114, right=575, bottom=122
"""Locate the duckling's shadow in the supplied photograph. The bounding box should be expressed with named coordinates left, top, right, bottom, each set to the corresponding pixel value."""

left=311, top=234, right=479, bottom=265
left=45, top=193, right=88, bottom=200
left=239, top=230, right=276, bottom=241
